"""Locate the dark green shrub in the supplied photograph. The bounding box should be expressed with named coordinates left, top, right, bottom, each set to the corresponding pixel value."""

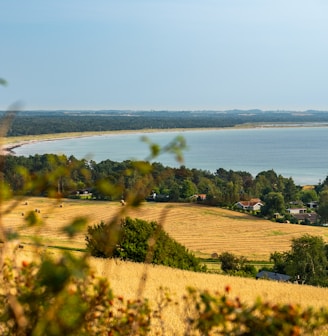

left=86, top=217, right=206, bottom=272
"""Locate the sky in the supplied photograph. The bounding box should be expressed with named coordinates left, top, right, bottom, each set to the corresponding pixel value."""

left=1, top=0, right=328, bottom=111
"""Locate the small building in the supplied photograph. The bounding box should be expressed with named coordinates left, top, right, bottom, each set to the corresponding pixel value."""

left=196, top=194, right=207, bottom=201
left=286, top=208, right=307, bottom=214
left=189, top=194, right=207, bottom=201
left=146, top=193, right=170, bottom=202
left=70, top=189, right=93, bottom=199
left=235, top=198, right=263, bottom=211
left=306, top=201, right=318, bottom=209
left=256, top=271, right=291, bottom=282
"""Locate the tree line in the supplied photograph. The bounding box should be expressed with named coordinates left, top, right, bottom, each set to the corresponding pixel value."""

left=2, top=153, right=328, bottom=222
left=4, top=109, right=328, bottom=136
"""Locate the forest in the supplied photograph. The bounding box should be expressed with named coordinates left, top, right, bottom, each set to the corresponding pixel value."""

left=3, top=109, right=328, bottom=136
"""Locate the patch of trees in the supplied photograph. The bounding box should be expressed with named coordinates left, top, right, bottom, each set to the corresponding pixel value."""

left=218, top=252, right=257, bottom=277
left=270, top=235, right=328, bottom=286
left=86, top=217, right=206, bottom=272
left=5, top=109, right=328, bottom=136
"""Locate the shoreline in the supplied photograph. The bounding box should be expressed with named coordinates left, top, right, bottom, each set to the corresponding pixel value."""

left=2, top=122, right=328, bottom=156
left=1, top=127, right=233, bottom=156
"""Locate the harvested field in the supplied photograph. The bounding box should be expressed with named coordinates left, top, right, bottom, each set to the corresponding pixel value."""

left=11, top=249, right=328, bottom=335
left=2, top=197, right=328, bottom=260
left=2, top=197, right=328, bottom=335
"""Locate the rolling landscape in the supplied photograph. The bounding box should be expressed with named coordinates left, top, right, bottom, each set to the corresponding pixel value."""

left=2, top=119, right=328, bottom=334
left=2, top=197, right=328, bottom=334
left=3, top=197, right=328, bottom=261
left=3, top=1, right=328, bottom=333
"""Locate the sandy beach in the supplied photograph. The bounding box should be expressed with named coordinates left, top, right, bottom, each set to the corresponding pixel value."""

left=0, top=130, right=155, bottom=156
left=2, top=122, right=328, bottom=156
left=0, top=128, right=225, bottom=156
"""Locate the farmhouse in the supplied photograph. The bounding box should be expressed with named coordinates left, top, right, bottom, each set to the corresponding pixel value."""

left=235, top=198, right=263, bottom=211
left=286, top=208, right=307, bottom=214
left=189, top=194, right=207, bottom=202
left=256, top=271, right=291, bottom=282
left=146, top=193, right=170, bottom=202
left=69, top=189, right=93, bottom=199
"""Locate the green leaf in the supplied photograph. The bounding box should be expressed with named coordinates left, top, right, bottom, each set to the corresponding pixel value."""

left=0, top=78, right=7, bottom=86
left=63, top=217, right=88, bottom=238
left=25, top=210, right=40, bottom=226
left=0, top=182, right=12, bottom=200
left=38, top=258, right=70, bottom=293
left=131, top=161, right=153, bottom=174
left=5, top=229, right=19, bottom=241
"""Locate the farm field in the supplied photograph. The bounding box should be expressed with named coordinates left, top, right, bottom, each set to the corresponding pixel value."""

left=2, top=197, right=328, bottom=260
left=2, top=197, right=328, bottom=334
left=12, top=245, right=328, bottom=335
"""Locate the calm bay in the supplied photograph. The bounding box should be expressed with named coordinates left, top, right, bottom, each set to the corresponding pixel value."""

left=13, top=127, right=328, bottom=186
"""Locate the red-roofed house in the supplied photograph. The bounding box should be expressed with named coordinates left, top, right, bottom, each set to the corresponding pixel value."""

left=235, top=198, right=263, bottom=211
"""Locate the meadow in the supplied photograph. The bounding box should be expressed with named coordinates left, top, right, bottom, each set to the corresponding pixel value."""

left=2, top=197, right=328, bottom=334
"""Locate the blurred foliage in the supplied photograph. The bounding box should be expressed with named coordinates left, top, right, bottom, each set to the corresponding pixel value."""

left=183, top=286, right=328, bottom=336
left=0, top=78, right=7, bottom=86
left=0, top=255, right=153, bottom=336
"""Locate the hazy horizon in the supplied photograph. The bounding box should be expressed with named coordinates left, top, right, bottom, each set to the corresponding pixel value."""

left=2, top=1, right=328, bottom=111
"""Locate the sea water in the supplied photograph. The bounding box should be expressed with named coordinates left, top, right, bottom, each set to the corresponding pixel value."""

left=13, top=127, right=328, bottom=185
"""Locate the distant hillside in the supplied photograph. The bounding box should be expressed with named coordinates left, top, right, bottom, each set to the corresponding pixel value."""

left=2, top=109, right=328, bottom=136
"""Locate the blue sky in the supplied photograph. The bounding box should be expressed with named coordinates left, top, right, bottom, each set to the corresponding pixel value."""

left=1, top=1, right=328, bottom=111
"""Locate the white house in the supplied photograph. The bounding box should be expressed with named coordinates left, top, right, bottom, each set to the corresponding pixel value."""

left=286, top=208, right=307, bottom=214
left=235, top=198, right=263, bottom=211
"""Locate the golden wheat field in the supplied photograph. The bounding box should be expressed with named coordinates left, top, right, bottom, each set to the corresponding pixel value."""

left=2, top=197, right=328, bottom=335
left=2, top=197, right=328, bottom=260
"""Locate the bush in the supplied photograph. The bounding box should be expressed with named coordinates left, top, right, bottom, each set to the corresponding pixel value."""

left=218, top=252, right=256, bottom=276
left=86, top=217, right=207, bottom=272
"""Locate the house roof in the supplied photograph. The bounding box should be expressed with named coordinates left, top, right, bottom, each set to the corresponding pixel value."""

left=292, top=213, right=318, bottom=223
left=256, top=271, right=291, bottom=282
left=237, top=200, right=263, bottom=207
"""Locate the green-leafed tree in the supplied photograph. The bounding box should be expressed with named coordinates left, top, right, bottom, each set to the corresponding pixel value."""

left=285, top=235, right=328, bottom=286
left=86, top=217, right=206, bottom=272
left=270, top=251, right=290, bottom=274
left=218, top=252, right=256, bottom=277
left=180, top=179, right=198, bottom=200
left=260, top=191, right=285, bottom=218
left=299, top=188, right=318, bottom=204
left=282, top=177, right=299, bottom=203
left=317, top=188, right=328, bottom=224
